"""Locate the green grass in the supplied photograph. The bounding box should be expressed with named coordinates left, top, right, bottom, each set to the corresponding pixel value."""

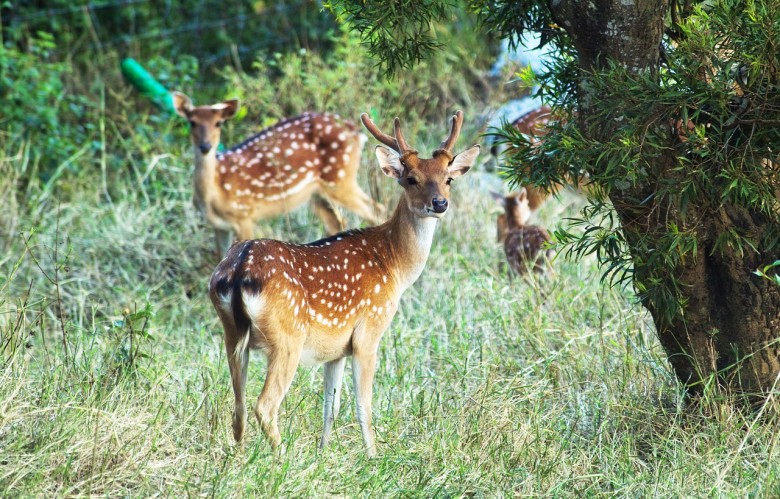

left=2, top=48, right=780, bottom=496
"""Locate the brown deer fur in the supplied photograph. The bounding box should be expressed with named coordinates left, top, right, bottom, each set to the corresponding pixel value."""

left=209, top=111, right=480, bottom=456
left=173, top=92, right=385, bottom=254
left=492, top=189, right=554, bottom=275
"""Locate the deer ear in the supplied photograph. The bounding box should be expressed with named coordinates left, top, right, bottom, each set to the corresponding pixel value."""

left=489, top=190, right=506, bottom=207
left=448, top=145, right=480, bottom=178
left=172, top=91, right=193, bottom=119
left=215, top=99, right=240, bottom=120
left=517, top=187, right=528, bottom=201
left=375, top=145, right=404, bottom=179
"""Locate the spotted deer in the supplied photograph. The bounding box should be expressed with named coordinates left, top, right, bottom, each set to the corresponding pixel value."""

left=493, top=105, right=592, bottom=243
left=209, top=111, right=480, bottom=456
left=173, top=92, right=385, bottom=254
left=491, top=188, right=554, bottom=275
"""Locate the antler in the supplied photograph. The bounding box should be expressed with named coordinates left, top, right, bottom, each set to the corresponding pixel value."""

left=438, top=110, right=464, bottom=152
left=392, top=117, right=412, bottom=153
left=361, top=113, right=417, bottom=159
left=361, top=113, right=398, bottom=151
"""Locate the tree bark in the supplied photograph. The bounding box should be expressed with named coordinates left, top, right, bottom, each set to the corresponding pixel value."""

left=549, top=0, right=780, bottom=396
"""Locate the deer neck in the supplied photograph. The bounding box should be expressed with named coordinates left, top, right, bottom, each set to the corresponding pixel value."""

left=193, top=148, right=221, bottom=206
left=382, top=196, right=439, bottom=292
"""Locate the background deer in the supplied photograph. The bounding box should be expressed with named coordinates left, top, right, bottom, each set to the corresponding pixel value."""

left=173, top=92, right=385, bottom=254
left=492, top=188, right=554, bottom=275
left=491, top=103, right=592, bottom=242
left=209, top=111, right=480, bottom=456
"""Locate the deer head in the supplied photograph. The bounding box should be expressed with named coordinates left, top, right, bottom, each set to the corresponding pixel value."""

left=361, top=111, right=481, bottom=218
left=492, top=188, right=532, bottom=230
left=173, top=91, right=239, bottom=155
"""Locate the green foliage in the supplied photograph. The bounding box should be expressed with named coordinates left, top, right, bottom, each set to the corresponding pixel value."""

left=468, top=0, right=556, bottom=47
left=220, top=26, right=493, bottom=134
left=0, top=32, right=89, bottom=180
left=326, top=0, right=449, bottom=76
left=100, top=303, right=155, bottom=386
left=3, top=1, right=337, bottom=77
left=325, top=0, right=497, bottom=78
left=755, top=260, right=780, bottom=286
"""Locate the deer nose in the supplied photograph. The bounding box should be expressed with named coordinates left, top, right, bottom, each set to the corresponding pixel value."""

left=199, top=142, right=212, bottom=154
left=431, top=196, right=448, bottom=213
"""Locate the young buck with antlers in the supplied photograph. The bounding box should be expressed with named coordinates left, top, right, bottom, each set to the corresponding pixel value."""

left=173, top=92, right=385, bottom=254
left=492, top=188, right=554, bottom=275
left=209, top=111, right=480, bottom=456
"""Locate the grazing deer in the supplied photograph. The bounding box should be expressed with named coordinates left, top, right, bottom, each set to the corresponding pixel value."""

left=172, top=92, right=385, bottom=254
left=491, top=188, right=554, bottom=275
left=209, top=111, right=479, bottom=456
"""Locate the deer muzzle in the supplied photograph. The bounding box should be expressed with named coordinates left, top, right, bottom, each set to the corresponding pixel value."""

left=431, top=196, right=448, bottom=214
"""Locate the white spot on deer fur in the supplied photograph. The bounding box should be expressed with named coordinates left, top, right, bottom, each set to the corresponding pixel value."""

left=337, top=169, right=346, bottom=178
left=285, top=149, right=293, bottom=157
left=223, top=183, right=232, bottom=191
left=328, top=156, right=337, bottom=164
left=374, top=284, right=380, bottom=294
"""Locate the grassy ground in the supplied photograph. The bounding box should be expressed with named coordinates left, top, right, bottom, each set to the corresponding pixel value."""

left=2, top=85, right=780, bottom=497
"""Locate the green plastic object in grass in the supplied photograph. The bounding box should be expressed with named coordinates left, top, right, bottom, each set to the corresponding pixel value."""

left=120, top=58, right=175, bottom=114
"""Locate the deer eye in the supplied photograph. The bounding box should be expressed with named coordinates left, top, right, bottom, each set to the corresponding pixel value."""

left=216, top=121, right=223, bottom=128
left=407, top=177, right=418, bottom=186
left=446, top=178, right=453, bottom=185
left=188, top=120, right=196, bottom=127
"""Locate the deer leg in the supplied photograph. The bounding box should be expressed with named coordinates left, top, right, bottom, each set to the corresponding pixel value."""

left=319, top=357, right=346, bottom=450
left=254, top=340, right=303, bottom=449
left=228, top=339, right=250, bottom=442
left=351, top=350, right=378, bottom=457
left=220, top=313, right=250, bottom=442
left=235, top=220, right=256, bottom=244
left=215, top=228, right=234, bottom=257
left=311, top=194, right=345, bottom=235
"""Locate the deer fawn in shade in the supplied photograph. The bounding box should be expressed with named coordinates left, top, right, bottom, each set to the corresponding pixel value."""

left=492, top=188, right=554, bottom=275
left=209, top=111, right=480, bottom=456
left=492, top=104, right=592, bottom=239
left=173, top=92, right=385, bottom=254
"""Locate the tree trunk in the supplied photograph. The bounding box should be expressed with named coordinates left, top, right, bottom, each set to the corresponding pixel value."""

left=649, top=206, right=780, bottom=395
left=549, top=0, right=780, bottom=396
